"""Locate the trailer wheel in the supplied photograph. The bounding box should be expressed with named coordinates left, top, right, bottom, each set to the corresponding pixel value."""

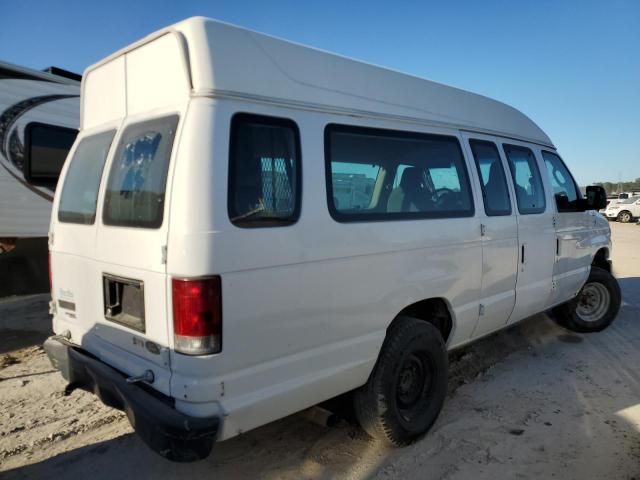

left=353, top=316, right=447, bottom=446
left=553, top=267, right=621, bottom=333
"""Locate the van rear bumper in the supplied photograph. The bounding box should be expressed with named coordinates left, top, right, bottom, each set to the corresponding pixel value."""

left=43, top=336, right=219, bottom=462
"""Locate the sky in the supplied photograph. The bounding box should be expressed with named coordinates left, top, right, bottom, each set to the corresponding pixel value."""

left=1, top=0, right=638, bottom=185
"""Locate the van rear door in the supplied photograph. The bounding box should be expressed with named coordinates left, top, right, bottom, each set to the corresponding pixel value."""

left=51, top=33, right=191, bottom=396
left=92, top=113, right=179, bottom=378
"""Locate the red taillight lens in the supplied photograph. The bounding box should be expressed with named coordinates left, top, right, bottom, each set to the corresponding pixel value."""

left=172, top=276, right=222, bottom=355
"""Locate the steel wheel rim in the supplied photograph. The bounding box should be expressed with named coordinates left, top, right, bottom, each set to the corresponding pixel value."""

left=395, top=352, right=433, bottom=421
left=576, top=282, right=610, bottom=322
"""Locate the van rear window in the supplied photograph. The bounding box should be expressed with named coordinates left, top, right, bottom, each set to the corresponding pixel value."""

left=103, top=115, right=179, bottom=228
left=58, top=130, right=115, bottom=225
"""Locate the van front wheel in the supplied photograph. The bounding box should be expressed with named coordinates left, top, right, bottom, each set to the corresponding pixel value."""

left=353, top=317, right=447, bottom=446
left=552, top=267, right=621, bottom=333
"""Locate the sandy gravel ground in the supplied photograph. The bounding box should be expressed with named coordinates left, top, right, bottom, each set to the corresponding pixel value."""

left=1, top=222, right=639, bottom=479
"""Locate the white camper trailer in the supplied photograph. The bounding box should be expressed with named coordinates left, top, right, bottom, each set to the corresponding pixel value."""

left=44, top=17, right=617, bottom=461
left=0, top=62, right=79, bottom=295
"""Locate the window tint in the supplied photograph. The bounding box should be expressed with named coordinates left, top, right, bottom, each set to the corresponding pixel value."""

left=326, top=125, right=474, bottom=222
left=228, top=114, right=301, bottom=227
left=503, top=144, right=546, bottom=214
left=469, top=140, right=511, bottom=216
left=542, top=151, right=581, bottom=212
left=103, top=115, right=179, bottom=228
left=58, top=130, right=115, bottom=224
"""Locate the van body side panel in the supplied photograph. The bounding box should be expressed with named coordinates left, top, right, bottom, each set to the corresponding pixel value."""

left=166, top=101, right=482, bottom=438
left=550, top=210, right=592, bottom=305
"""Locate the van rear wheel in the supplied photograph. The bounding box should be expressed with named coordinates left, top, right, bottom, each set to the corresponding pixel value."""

left=552, top=267, right=621, bottom=333
left=353, top=317, right=447, bottom=446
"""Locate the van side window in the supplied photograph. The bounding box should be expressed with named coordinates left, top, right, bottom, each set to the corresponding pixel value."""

left=58, top=130, right=115, bottom=224
left=325, top=124, right=474, bottom=222
left=103, top=115, right=179, bottom=228
left=503, top=144, right=546, bottom=214
left=542, top=151, right=581, bottom=212
left=469, top=140, right=511, bottom=216
left=228, top=114, right=301, bottom=227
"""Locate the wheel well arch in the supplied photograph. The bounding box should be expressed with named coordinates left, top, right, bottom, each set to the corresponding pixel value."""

left=592, top=247, right=611, bottom=273
left=389, top=297, right=454, bottom=344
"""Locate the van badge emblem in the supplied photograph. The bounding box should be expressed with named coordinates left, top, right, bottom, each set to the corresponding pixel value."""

left=145, top=341, right=161, bottom=355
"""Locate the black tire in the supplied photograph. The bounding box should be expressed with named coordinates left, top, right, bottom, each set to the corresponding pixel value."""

left=353, top=317, right=447, bottom=446
left=553, top=267, right=621, bottom=333
left=617, top=210, right=632, bottom=223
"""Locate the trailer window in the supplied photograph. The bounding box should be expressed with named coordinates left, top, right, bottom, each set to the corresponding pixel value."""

left=103, top=115, right=179, bottom=228
left=58, top=130, right=115, bottom=224
left=25, top=122, right=78, bottom=186
left=503, top=144, right=546, bottom=215
left=228, top=113, right=301, bottom=227
left=325, top=124, right=474, bottom=222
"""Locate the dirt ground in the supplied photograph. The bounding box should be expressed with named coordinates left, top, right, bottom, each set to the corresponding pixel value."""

left=1, top=222, right=639, bottom=479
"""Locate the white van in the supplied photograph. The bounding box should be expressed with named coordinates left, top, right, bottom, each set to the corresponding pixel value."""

left=43, top=17, right=619, bottom=461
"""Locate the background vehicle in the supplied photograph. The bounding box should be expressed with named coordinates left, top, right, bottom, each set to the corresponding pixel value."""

left=603, top=196, right=640, bottom=223
left=0, top=61, right=79, bottom=296
left=44, top=17, right=617, bottom=461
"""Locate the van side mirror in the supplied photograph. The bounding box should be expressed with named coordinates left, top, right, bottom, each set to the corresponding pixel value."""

left=584, top=185, right=607, bottom=211
left=23, top=122, right=78, bottom=187
left=555, top=193, right=569, bottom=211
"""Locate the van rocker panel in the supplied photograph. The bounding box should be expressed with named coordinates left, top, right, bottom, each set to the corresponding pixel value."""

left=43, top=336, right=220, bottom=462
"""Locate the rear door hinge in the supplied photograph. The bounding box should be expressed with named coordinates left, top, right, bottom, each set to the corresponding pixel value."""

left=161, top=245, right=167, bottom=264
left=479, top=304, right=485, bottom=316
left=552, top=215, right=558, bottom=228
left=480, top=223, right=486, bottom=237
left=48, top=231, right=54, bottom=247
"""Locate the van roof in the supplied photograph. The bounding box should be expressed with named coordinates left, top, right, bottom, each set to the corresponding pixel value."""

left=85, top=17, right=553, bottom=147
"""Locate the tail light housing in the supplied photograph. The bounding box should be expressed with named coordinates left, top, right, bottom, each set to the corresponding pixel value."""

left=172, top=276, right=222, bottom=355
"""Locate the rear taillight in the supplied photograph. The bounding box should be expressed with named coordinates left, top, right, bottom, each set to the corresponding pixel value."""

left=172, top=276, right=222, bottom=355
